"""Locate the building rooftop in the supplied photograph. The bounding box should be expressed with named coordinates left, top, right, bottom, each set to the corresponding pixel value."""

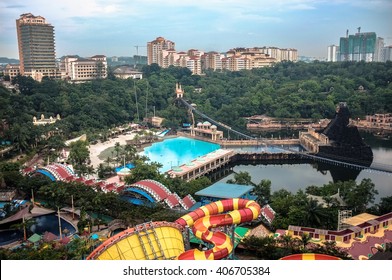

left=195, top=182, right=254, bottom=199
left=343, top=213, right=379, bottom=226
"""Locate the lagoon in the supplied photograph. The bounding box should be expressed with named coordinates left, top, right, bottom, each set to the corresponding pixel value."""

left=142, top=133, right=391, bottom=202
left=219, top=132, right=392, bottom=202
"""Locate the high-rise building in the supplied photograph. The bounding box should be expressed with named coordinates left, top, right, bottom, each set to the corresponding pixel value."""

left=381, top=46, right=392, bottom=62
left=201, top=52, right=223, bottom=71
left=147, top=37, right=175, bottom=65
left=16, top=13, right=57, bottom=80
left=339, top=31, right=384, bottom=62
left=147, top=36, right=296, bottom=74
left=327, top=45, right=339, bottom=62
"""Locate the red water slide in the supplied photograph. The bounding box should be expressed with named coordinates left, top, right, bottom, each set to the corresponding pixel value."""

left=175, top=198, right=261, bottom=260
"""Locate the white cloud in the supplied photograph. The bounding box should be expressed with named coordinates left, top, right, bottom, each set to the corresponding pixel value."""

left=1, top=0, right=390, bottom=57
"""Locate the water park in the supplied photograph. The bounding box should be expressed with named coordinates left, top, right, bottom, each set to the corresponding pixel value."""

left=87, top=198, right=261, bottom=260
left=1, top=86, right=391, bottom=260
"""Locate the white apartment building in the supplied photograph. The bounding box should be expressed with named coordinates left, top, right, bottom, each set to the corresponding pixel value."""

left=382, top=46, right=392, bottom=62
left=61, top=55, right=107, bottom=82
left=281, top=48, right=298, bottom=61
left=327, top=45, right=339, bottom=62
left=264, top=47, right=281, bottom=61
left=251, top=47, right=298, bottom=62
left=186, top=57, right=202, bottom=75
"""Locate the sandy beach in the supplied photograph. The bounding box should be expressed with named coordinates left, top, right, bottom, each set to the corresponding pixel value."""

left=89, top=132, right=137, bottom=169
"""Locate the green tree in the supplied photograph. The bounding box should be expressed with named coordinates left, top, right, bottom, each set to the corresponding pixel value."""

left=278, top=234, right=299, bottom=256
left=303, top=198, right=326, bottom=227
left=376, top=196, right=392, bottom=215
left=124, top=161, right=164, bottom=185
left=344, top=178, right=378, bottom=214
left=123, top=144, right=137, bottom=162
left=300, top=233, right=312, bottom=251
left=254, top=179, right=271, bottom=204
left=226, top=171, right=252, bottom=185
left=10, top=123, right=31, bottom=153
left=114, top=142, right=121, bottom=162
left=68, top=140, right=90, bottom=176
left=241, top=235, right=279, bottom=259
left=11, top=216, right=36, bottom=241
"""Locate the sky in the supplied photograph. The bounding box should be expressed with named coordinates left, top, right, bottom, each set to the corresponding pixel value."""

left=0, top=0, right=391, bottom=59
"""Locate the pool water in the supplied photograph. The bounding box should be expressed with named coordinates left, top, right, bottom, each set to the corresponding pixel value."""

left=0, top=213, right=77, bottom=246
left=0, top=230, right=23, bottom=245
left=30, top=214, right=77, bottom=237
left=114, top=163, right=135, bottom=173
left=142, top=137, right=220, bottom=172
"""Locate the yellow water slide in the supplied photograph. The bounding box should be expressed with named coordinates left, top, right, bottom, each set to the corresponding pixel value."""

left=87, top=221, right=184, bottom=260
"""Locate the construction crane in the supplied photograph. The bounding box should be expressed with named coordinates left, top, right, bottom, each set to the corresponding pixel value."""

left=134, top=45, right=147, bottom=65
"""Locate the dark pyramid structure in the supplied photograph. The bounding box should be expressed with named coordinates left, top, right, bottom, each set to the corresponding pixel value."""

left=317, top=102, right=373, bottom=165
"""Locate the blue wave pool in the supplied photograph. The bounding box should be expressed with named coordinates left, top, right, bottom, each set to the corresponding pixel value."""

left=141, top=137, right=220, bottom=172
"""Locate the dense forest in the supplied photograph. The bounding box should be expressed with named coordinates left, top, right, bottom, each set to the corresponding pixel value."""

left=1, top=61, right=391, bottom=260
left=1, top=60, right=392, bottom=152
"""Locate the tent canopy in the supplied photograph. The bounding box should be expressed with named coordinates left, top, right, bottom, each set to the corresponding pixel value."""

left=28, top=233, right=42, bottom=243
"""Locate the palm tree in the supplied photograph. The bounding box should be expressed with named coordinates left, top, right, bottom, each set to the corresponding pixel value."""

left=47, top=135, right=66, bottom=159
left=114, top=142, right=121, bottom=158
left=279, top=234, right=295, bottom=254
left=110, top=150, right=115, bottom=164
left=124, top=144, right=137, bottom=162
left=304, top=198, right=327, bottom=227
left=105, top=157, right=112, bottom=167
left=133, top=134, right=140, bottom=146
left=10, top=124, right=30, bottom=153
left=241, top=235, right=277, bottom=259
left=300, top=233, right=312, bottom=252
left=97, top=163, right=107, bottom=179
left=85, top=165, right=95, bottom=178
left=11, top=216, right=36, bottom=241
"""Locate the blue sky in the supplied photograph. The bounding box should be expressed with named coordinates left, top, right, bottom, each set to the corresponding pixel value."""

left=0, top=0, right=391, bottom=59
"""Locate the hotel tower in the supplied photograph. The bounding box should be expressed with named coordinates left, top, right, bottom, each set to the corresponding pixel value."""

left=16, top=13, right=57, bottom=80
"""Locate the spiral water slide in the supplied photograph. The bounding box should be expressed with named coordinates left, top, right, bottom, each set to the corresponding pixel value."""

left=175, top=198, right=261, bottom=260
left=86, top=199, right=260, bottom=260
left=280, top=253, right=341, bottom=260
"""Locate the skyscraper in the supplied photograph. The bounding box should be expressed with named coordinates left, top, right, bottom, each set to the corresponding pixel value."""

left=339, top=31, right=384, bottom=62
left=16, top=13, right=57, bottom=80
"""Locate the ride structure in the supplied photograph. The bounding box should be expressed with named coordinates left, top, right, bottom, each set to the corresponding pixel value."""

left=86, top=198, right=261, bottom=260
left=280, top=253, right=341, bottom=260
left=176, top=198, right=261, bottom=260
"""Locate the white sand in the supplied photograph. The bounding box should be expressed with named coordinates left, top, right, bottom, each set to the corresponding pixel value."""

left=89, top=133, right=137, bottom=168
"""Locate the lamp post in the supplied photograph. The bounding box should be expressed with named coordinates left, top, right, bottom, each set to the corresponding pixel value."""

left=57, top=207, right=63, bottom=240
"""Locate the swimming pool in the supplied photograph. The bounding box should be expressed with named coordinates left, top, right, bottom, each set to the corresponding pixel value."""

left=142, top=137, right=220, bottom=172
left=114, top=163, right=135, bottom=173
left=30, top=214, right=77, bottom=237
left=0, top=213, right=77, bottom=245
